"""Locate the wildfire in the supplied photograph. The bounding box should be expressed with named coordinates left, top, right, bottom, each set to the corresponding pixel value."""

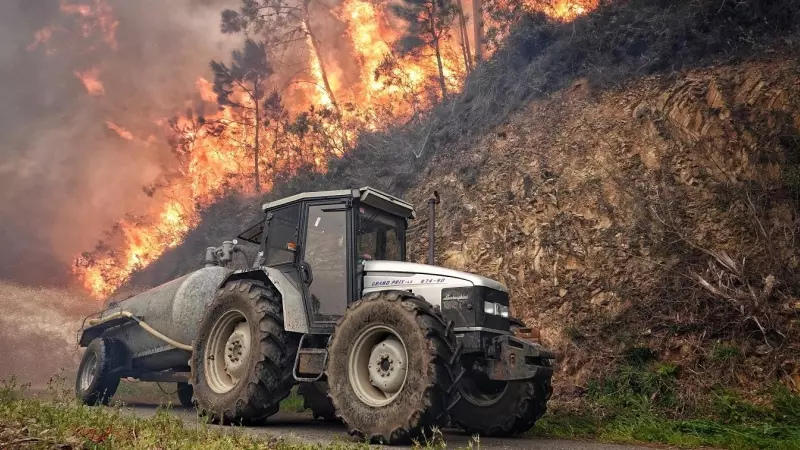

left=546, top=1, right=597, bottom=20
left=106, top=121, right=133, bottom=140
left=31, top=0, right=597, bottom=298
left=30, top=0, right=118, bottom=53
left=74, top=68, right=105, bottom=96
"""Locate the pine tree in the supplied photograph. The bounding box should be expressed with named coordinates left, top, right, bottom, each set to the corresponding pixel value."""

left=210, top=38, right=273, bottom=193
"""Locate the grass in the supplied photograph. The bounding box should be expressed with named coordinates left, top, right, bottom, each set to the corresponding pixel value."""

left=5, top=370, right=799, bottom=449
left=530, top=362, right=800, bottom=450
left=0, top=378, right=459, bottom=449
left=279, top=387, right=307, bottom=414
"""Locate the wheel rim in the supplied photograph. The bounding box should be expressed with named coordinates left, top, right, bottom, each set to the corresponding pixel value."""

left=79, top=351, right=97, bottom=392
left=348, top=325, right=409, bottom=407
left=204, top=309, right=251, bottom=394
left=459, top=370, right=508, bottom=407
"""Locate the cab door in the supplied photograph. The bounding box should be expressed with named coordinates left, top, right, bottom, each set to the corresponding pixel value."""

left=299, top=201, right=352, bottom=332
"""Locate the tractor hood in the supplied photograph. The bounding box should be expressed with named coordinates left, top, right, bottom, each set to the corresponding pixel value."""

left=362, top=260, right=507, bottom=292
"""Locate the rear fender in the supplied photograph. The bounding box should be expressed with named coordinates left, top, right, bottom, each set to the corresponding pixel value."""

left=218, top=267, right=309, bottom=334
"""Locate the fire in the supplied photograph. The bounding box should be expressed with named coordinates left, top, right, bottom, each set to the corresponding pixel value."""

left=74, top=68, right=105, bottom=96
left=545, top=1, right=597, bottom=20
left=30, top=0, right=118, bottom=53
left=106, top=121, right=133, bottom=140
left=59, top=0, right=118, bottom=49
left=33, top=0, right=597, bottom=298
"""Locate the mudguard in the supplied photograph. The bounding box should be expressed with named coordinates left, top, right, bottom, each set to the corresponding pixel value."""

left=218, top=267, right=309, bottom=334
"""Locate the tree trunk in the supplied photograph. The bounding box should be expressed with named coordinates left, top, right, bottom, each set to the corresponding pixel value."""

left=472, top=0, right=483, bottom=62
left=253, top=84, right=261, bottom=193
left=457, top=0, right=472, bottom=74
left=430, top=3, right=448, bottom=100
left=302, top=11, right=349, bottom=151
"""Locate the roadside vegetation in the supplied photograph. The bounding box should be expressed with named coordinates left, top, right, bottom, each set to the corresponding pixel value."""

left=534, top=360, right=800, bottom=450
left=4, top=372, right=799, bottom=449
left=0, top=378, right=368, bottom=450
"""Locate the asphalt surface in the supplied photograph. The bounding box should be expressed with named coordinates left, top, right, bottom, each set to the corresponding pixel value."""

left=120, top=399, right=665, bottom=450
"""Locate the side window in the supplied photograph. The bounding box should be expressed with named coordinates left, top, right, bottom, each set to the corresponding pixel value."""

left=265, top=205, right=300, bottom=266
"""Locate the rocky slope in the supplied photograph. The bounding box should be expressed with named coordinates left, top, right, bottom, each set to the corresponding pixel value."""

left=404, top=57, right=800, bottom=400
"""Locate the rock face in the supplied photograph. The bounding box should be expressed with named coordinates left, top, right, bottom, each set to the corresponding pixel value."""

left=406, top=60, right=800, bottom=396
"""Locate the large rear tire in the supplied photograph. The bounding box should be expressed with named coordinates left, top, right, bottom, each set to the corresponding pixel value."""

left=75, top=337, right=125, bottom=406
left=298, top=381, right=337, bottom=421
left=189, top=280, right=299, bottom=424
left=326, top=290, right=460, bottom=444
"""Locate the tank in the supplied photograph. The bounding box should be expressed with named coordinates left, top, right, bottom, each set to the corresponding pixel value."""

left=99, top=266, right=231, bottom=372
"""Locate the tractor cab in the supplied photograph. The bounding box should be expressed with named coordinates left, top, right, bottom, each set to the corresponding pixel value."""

left=237, top=187, right=415, bottom=333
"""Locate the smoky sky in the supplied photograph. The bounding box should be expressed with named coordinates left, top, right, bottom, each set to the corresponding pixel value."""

left=0, top=0, right=240, bottom=286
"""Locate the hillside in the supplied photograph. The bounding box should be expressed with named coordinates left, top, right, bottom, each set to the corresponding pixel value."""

left=405, top=59, right=800, bottom=402
left=124, top=0, right=800, bottom=406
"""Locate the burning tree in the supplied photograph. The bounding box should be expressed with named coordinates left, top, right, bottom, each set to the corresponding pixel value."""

left=210, top=38, right=275, bottom=193
left=221, top=0, right=340, bottom=112
left=391, top=0, right=460, bottom=100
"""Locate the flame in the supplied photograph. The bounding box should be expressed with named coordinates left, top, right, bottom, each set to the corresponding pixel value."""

left=59, top=0, right=118, bottom=49
left=545, top=1, right=596, bottom=20
left=74, top=68, right=105, bottom=96
left=53, top=0, right=598, bottom=298
left=106, top=121, right=133, bottom=140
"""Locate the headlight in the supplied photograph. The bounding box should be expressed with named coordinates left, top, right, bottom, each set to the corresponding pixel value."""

left=483, top=301, right=509, bottom=317
left=499, top=304, right=509, bottom=318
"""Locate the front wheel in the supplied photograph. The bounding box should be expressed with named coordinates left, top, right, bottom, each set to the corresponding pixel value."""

left=450, top=368, right=551, bottom=436
left=326, top=290, right=460, bottom=444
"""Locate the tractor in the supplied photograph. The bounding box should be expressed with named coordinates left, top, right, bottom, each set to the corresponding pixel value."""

left=76, top=187, right=554, bottom=444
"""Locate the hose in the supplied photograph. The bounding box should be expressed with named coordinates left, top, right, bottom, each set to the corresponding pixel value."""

left=88, top=311, right=193, bottom=352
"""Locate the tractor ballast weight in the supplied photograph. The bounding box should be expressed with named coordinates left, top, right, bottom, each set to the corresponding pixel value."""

left=75, top=186, right=555, bottom=443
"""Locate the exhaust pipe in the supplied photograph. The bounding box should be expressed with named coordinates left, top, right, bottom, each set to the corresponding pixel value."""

left=427, top=190, right=440, bottom=265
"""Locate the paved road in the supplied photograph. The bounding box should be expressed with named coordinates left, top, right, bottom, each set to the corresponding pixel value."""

left=121, top=399, right=664, bottom=450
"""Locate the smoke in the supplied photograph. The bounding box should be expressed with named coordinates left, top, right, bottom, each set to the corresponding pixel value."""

left=0, top=0, right=240, bottom=287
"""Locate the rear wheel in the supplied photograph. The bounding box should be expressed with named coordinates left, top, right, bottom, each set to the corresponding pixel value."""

left=298, top=381, right=337, bottom=421
left=190, top=280, right=299, bottom=424
left=326, top=290, right=460, bottom=444
left=75, top=337, right=125, bottom=406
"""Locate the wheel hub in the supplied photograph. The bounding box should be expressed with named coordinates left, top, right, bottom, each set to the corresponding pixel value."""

left=460, top=369, right=509, bottom=407
left=223, top=322, right=250, bottom=382
left=79, top=352, right=97, bottom=392
left=349, top=326, right=409, bottom=407
left=204, top=310, right=251, bottom=394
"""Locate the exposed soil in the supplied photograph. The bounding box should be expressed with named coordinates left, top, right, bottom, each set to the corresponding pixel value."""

left=404, top=58, right=800, bottom=402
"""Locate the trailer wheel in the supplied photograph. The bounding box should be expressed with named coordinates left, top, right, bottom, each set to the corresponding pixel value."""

left=298, top=382, right=337, bottom=421
left=75, top=337, right=124, bottom=406
left=326, top=290, right=459, bottom=444
left=190, top=280, right=299, bottom=424
left=176, top=382, right=195, bottom=407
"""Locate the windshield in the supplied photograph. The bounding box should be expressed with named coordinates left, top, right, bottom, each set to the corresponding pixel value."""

left=357, top=205, right=405, bottom=263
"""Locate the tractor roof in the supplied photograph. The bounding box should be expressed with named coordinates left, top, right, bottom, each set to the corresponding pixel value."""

left=261, top=187, right=416, bottom=220
left=238, top=188, right=414, bottom=244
